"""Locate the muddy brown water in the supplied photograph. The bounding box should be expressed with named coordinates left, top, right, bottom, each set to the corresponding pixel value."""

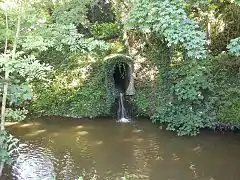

left=2, top=117, right=240, bottom=180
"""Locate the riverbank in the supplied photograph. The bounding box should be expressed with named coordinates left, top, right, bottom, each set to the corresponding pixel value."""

left=14, top=114, right=240, bottom=135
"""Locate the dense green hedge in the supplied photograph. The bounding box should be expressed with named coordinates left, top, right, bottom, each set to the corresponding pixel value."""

left=30, top=41, right=240, bottom=136
left=133, top=87, right=151, bottom=117
left=32, top=58, right=110, bottom=117
left=213, top=54, right=240, bottom=124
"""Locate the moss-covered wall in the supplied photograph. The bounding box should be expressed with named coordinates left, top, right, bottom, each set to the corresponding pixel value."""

left=31, top=52, right=157, bottom=118
left=32, top=57, right=109, bottom=117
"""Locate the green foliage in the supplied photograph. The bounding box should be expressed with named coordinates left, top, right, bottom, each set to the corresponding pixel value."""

left=153, top=100, right=216, bottom=136
left=212, top=53, right=240, bottom=124
left=34, top=83, right=109, bottom=117
left=10, top=54, right=51, bottom=81
left=0, top=0, right=110, bottom=125
left=0, top=83, right=32, bottom=105
left=227, top=37, right=240, bottom=56
left=23, top=0, right=127, bottom=119
left=0, top=52, right=51, bottom=116
left=0, top=130, right=19, bottom=164
left=218, top=99, right=240, bottom=123
left=152, top=60, right=216, bottom=136
left=108, top=41, right=125, bottom=54
left=133, top=88, right=150, bottom=117
left=169, top=60, right=214, bottom=101
left=200, top=1, right=240, bottom=53
left=126, top=0, right=207, bottom=59
left=133, top=34, right=216, bottom=135
left=52, top=0, right=92, bottom=26
left=236, top=0, right=240, bottom=6
left=90, top=22, right=121, bottom=39
left=0, top=0, right=55, bottom=126
left=5, top=108, right=28, bottom=122
left=125, top=0, right=240, bottom=135
left=31, top=54, right=111, bottom=117
left=0, top=9, right=6, bottom=45
left=32, top=53, right=135, bottom=118
left=22, top=24, right=108, bottom=53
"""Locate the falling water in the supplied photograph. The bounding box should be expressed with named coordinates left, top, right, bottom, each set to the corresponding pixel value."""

left=117, top=93, right=130, bottom=123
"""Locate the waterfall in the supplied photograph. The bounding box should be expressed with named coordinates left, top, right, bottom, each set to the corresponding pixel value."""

left=117, top=93, right=130, bottom=123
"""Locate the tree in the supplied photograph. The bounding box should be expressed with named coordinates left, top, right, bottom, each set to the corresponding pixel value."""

left=0, top=0, right=109, bottom=175
left=0, top=0, right=51, bottom=176
left=126, top=0, right=207, bottom=59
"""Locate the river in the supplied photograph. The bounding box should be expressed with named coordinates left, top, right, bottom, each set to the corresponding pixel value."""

left=2, top=117, right=240, bottom=180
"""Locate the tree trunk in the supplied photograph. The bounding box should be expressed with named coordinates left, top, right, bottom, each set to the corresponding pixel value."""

left=0, top=163, right=4, bottom=177
left=0, top=10, right=9, bottom=131
left=0, top=9, right=21, bottom=178
left=0, top=71, right=9, bottom=131
left=0, top=8, right=21, bottom=130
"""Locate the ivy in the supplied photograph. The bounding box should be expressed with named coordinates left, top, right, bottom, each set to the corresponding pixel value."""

left=31, top=53, right=111, bottom=118
left=153, top=101, right=216, bottom=136
left=218, top=99, right=240, bottom=124
left=150, top=59, right=216, bottom=136
left=133, top=87, right=151, bottom=117
left=103, top=54, right=133, bottom=106
left=169, top=60, right=214, bottom=101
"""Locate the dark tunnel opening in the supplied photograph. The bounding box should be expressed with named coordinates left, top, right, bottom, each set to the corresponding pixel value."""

left=113, top=62, right=130, bottom=93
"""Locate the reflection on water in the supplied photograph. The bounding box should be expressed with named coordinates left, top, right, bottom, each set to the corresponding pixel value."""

left=3, top=117, right=240, bottom=180
left=11, top=145, right=55, bottom=180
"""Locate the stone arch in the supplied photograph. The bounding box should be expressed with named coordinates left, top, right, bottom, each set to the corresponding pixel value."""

left=104, top=54, right=135, bottom=104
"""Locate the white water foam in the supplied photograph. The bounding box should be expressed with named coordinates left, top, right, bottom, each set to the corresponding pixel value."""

left=117, top=93, right=131, bottom=123
left=117, top=117, right=131, bottom=123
